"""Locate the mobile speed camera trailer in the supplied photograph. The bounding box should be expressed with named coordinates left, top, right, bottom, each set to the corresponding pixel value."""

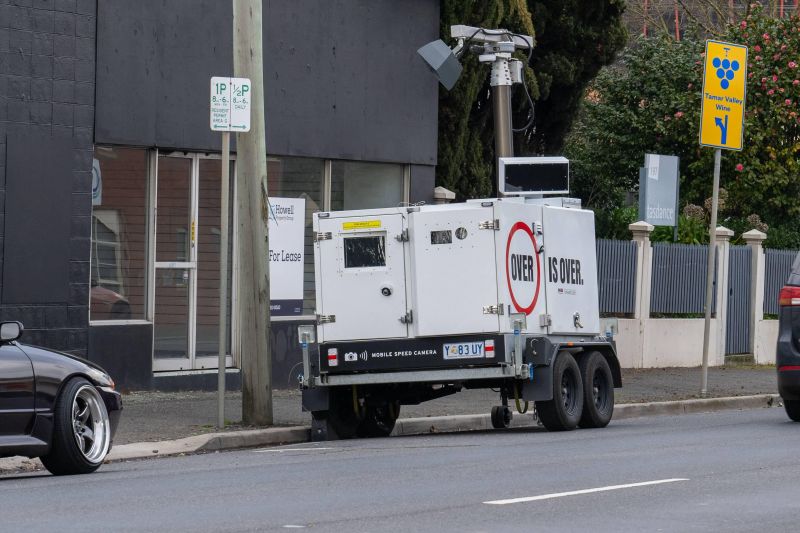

left=300, top=26, right=621, bottom=440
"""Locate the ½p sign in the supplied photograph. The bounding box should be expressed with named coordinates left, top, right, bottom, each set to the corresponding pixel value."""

left=699, top=40, right=747, bottom=151
left=210, top=76, right=251, bottom=132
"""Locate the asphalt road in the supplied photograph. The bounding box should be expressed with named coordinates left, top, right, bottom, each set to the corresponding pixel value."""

left=1, top=407, right=797, bottom=532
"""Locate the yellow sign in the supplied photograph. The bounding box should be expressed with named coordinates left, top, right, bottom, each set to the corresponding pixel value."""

left=699, top=40, right=747, bottom=151
left=342, top=220, right=382, bottom=231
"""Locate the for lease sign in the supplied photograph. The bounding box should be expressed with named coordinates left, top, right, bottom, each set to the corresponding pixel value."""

left=268, top=197, right=305, bottom=316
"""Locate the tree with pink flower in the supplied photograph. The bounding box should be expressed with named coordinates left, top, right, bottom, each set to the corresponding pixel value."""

left=567, top=3, right=800, bottom=247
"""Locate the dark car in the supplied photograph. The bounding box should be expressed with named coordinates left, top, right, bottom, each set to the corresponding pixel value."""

left=777, top=253, right=800, bottom=421
left=0, top=321, right=122, bottom=475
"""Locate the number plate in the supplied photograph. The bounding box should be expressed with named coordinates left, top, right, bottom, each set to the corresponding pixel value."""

left=443, top=341, right=485, bottom=359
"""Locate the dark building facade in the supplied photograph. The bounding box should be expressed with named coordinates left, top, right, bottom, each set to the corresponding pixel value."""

left=1, top=0, right=440, bottom=390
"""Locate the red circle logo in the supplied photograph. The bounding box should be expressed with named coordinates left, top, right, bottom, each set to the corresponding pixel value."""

left=505, top=222, right=541, bottom=315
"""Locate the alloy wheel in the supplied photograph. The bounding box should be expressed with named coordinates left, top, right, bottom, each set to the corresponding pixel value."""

left=71, top=385, right=111, bottom=464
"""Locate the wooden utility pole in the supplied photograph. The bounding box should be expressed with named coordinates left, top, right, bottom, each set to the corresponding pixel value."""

left=233, top=0, right=273, bottom=425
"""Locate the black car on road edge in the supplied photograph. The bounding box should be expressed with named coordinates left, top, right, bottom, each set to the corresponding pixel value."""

left=0, top=321, right=122, bottom=475
left=777, top=253, right=800, bottom=421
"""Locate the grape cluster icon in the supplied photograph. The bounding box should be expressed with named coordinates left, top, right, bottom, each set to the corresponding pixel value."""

left=713, top=56, right=740, bottom=90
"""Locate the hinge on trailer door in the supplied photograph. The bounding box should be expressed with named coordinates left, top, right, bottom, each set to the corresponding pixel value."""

left=539, top=314, right=552, bottom=327
left=314, top=232, right=332, bottom=242
left=479, top=219, right=500, bottom=231
left=317, top=314, right=336, bottom=324
left=482, top=304, right=504, bottom=315
left=399, top=310, right=413, bottom=324
left=395, top=229, right=410, bottom=242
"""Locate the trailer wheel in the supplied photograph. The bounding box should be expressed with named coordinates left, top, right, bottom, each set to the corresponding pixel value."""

left=491, top=405, right=513, bottom=429
left=357, top=401, right=400, bottom=438
left=535, top=351, right=584, bottom=431
left=577, top=351, right=615, bottom=429
left=312, top=387, right=360, bottom=440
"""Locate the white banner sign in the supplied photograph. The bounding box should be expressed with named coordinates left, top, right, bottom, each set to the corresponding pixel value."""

left=268, top=197, right=306, bottom=316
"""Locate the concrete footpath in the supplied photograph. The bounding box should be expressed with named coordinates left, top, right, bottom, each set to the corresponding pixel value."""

left=0, top=366, right=782, bottom=473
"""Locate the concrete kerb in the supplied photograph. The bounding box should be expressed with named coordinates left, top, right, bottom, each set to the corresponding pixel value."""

left=613, top=393, right=780, bottom=419
left=0, top=394, right=783, bottom=474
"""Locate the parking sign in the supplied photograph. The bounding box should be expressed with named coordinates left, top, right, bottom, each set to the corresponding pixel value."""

left=210, top=76, right=251, bottom=132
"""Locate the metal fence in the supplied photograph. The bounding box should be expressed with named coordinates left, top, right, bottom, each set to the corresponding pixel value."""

left=650, top=242, right=716, bottom=314
left=726, top=245, right=752, bottom=354
left=596, top=239, right=637, bottom=315
left=764, top=248, right=799, bottom=315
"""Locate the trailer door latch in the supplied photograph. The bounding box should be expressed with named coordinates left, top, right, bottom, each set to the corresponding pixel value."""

left=479, top=219, right=500, bottom=231
left=317, top=314, right=336, bottom=324
left=314, top=232, right=332, bottom=242
left=399, top=310, right=413, bottom=324
left=395, top=229, right=410, bottom=242
left=483, top=304, right=505, bottom=315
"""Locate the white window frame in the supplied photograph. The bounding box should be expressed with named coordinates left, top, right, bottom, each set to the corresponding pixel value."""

left=151, top=150, right=238, bottom=372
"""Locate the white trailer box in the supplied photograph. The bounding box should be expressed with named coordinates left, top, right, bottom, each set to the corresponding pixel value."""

left=306, top=197, right=619, bottom=441
left=313, top=198, right=600, bottom=350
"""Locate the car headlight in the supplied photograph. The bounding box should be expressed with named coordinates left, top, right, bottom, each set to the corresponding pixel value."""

left=87, top=367, right=115, bottom=389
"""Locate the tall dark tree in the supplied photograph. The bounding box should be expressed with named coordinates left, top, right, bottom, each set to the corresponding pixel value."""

left=527, top=1, right=627, bottom=154
left=436, top=1, right=626, bottom=199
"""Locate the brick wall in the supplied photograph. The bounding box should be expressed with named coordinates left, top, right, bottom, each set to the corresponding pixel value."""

left=0, top=0, right=96, bottom=355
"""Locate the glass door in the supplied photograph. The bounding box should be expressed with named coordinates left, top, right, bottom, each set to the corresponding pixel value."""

left=194, top=158, right=234, bottom=369
left=153, top=154, right=234, bottom=372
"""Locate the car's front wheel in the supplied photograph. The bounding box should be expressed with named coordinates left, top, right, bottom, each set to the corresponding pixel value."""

left=40, top=377, right=112, bottom=475
left=784, top=399, right=800, bottom=422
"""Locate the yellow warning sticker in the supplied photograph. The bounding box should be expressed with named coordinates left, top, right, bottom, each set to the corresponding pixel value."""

left=342, top=220, right=382, bottom=230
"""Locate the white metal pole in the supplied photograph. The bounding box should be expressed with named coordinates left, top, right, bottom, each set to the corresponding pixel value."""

left=217, top=130, right=230, bottom=429
left=700, top=148, right=721, bottom=396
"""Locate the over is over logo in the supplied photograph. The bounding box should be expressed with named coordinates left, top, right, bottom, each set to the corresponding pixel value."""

left=505, top=221, right=541, bottom=315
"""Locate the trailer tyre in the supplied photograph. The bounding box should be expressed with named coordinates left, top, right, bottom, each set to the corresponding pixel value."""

left=491, top=406, right=513, bottom=429
left=535, top=352, right=584, bottom=431
left=577, top=351, right=615, bottom=429
left=357, top=401, right=400, bottom=438
left=313, top=388, right=360, bottom=440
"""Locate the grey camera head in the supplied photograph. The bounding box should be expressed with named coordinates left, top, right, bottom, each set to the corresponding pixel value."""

left=417, top=26, right=533, bottom=91
left=416, top=40, right=462, bottom=91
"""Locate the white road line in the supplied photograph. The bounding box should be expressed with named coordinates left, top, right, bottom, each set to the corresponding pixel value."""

left=253, top=447, right=334, bottom=453
left=483, top=478, right=689, bottom=505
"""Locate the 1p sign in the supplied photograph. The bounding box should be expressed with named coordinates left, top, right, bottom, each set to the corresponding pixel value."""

left=699, top=40, right=747, bottom=151
left=210, top=76, right=251, bottom=132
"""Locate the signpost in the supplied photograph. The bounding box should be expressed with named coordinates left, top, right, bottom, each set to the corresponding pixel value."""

left=698, top=40, right=747, bottom=396
left=210, top=76, right=251, bottom=428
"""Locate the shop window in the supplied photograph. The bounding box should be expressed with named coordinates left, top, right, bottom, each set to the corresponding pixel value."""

left=92, top=212, right=123, bottom=289
left=90, top=147, right=149, bottom=321
left=330, top=161, right=404, bottom=211
left=267, top=156, right=324, bottom=315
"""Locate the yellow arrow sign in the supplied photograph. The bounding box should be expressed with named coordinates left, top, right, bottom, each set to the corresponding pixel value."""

left=699, top=40, right=748, bottom=151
